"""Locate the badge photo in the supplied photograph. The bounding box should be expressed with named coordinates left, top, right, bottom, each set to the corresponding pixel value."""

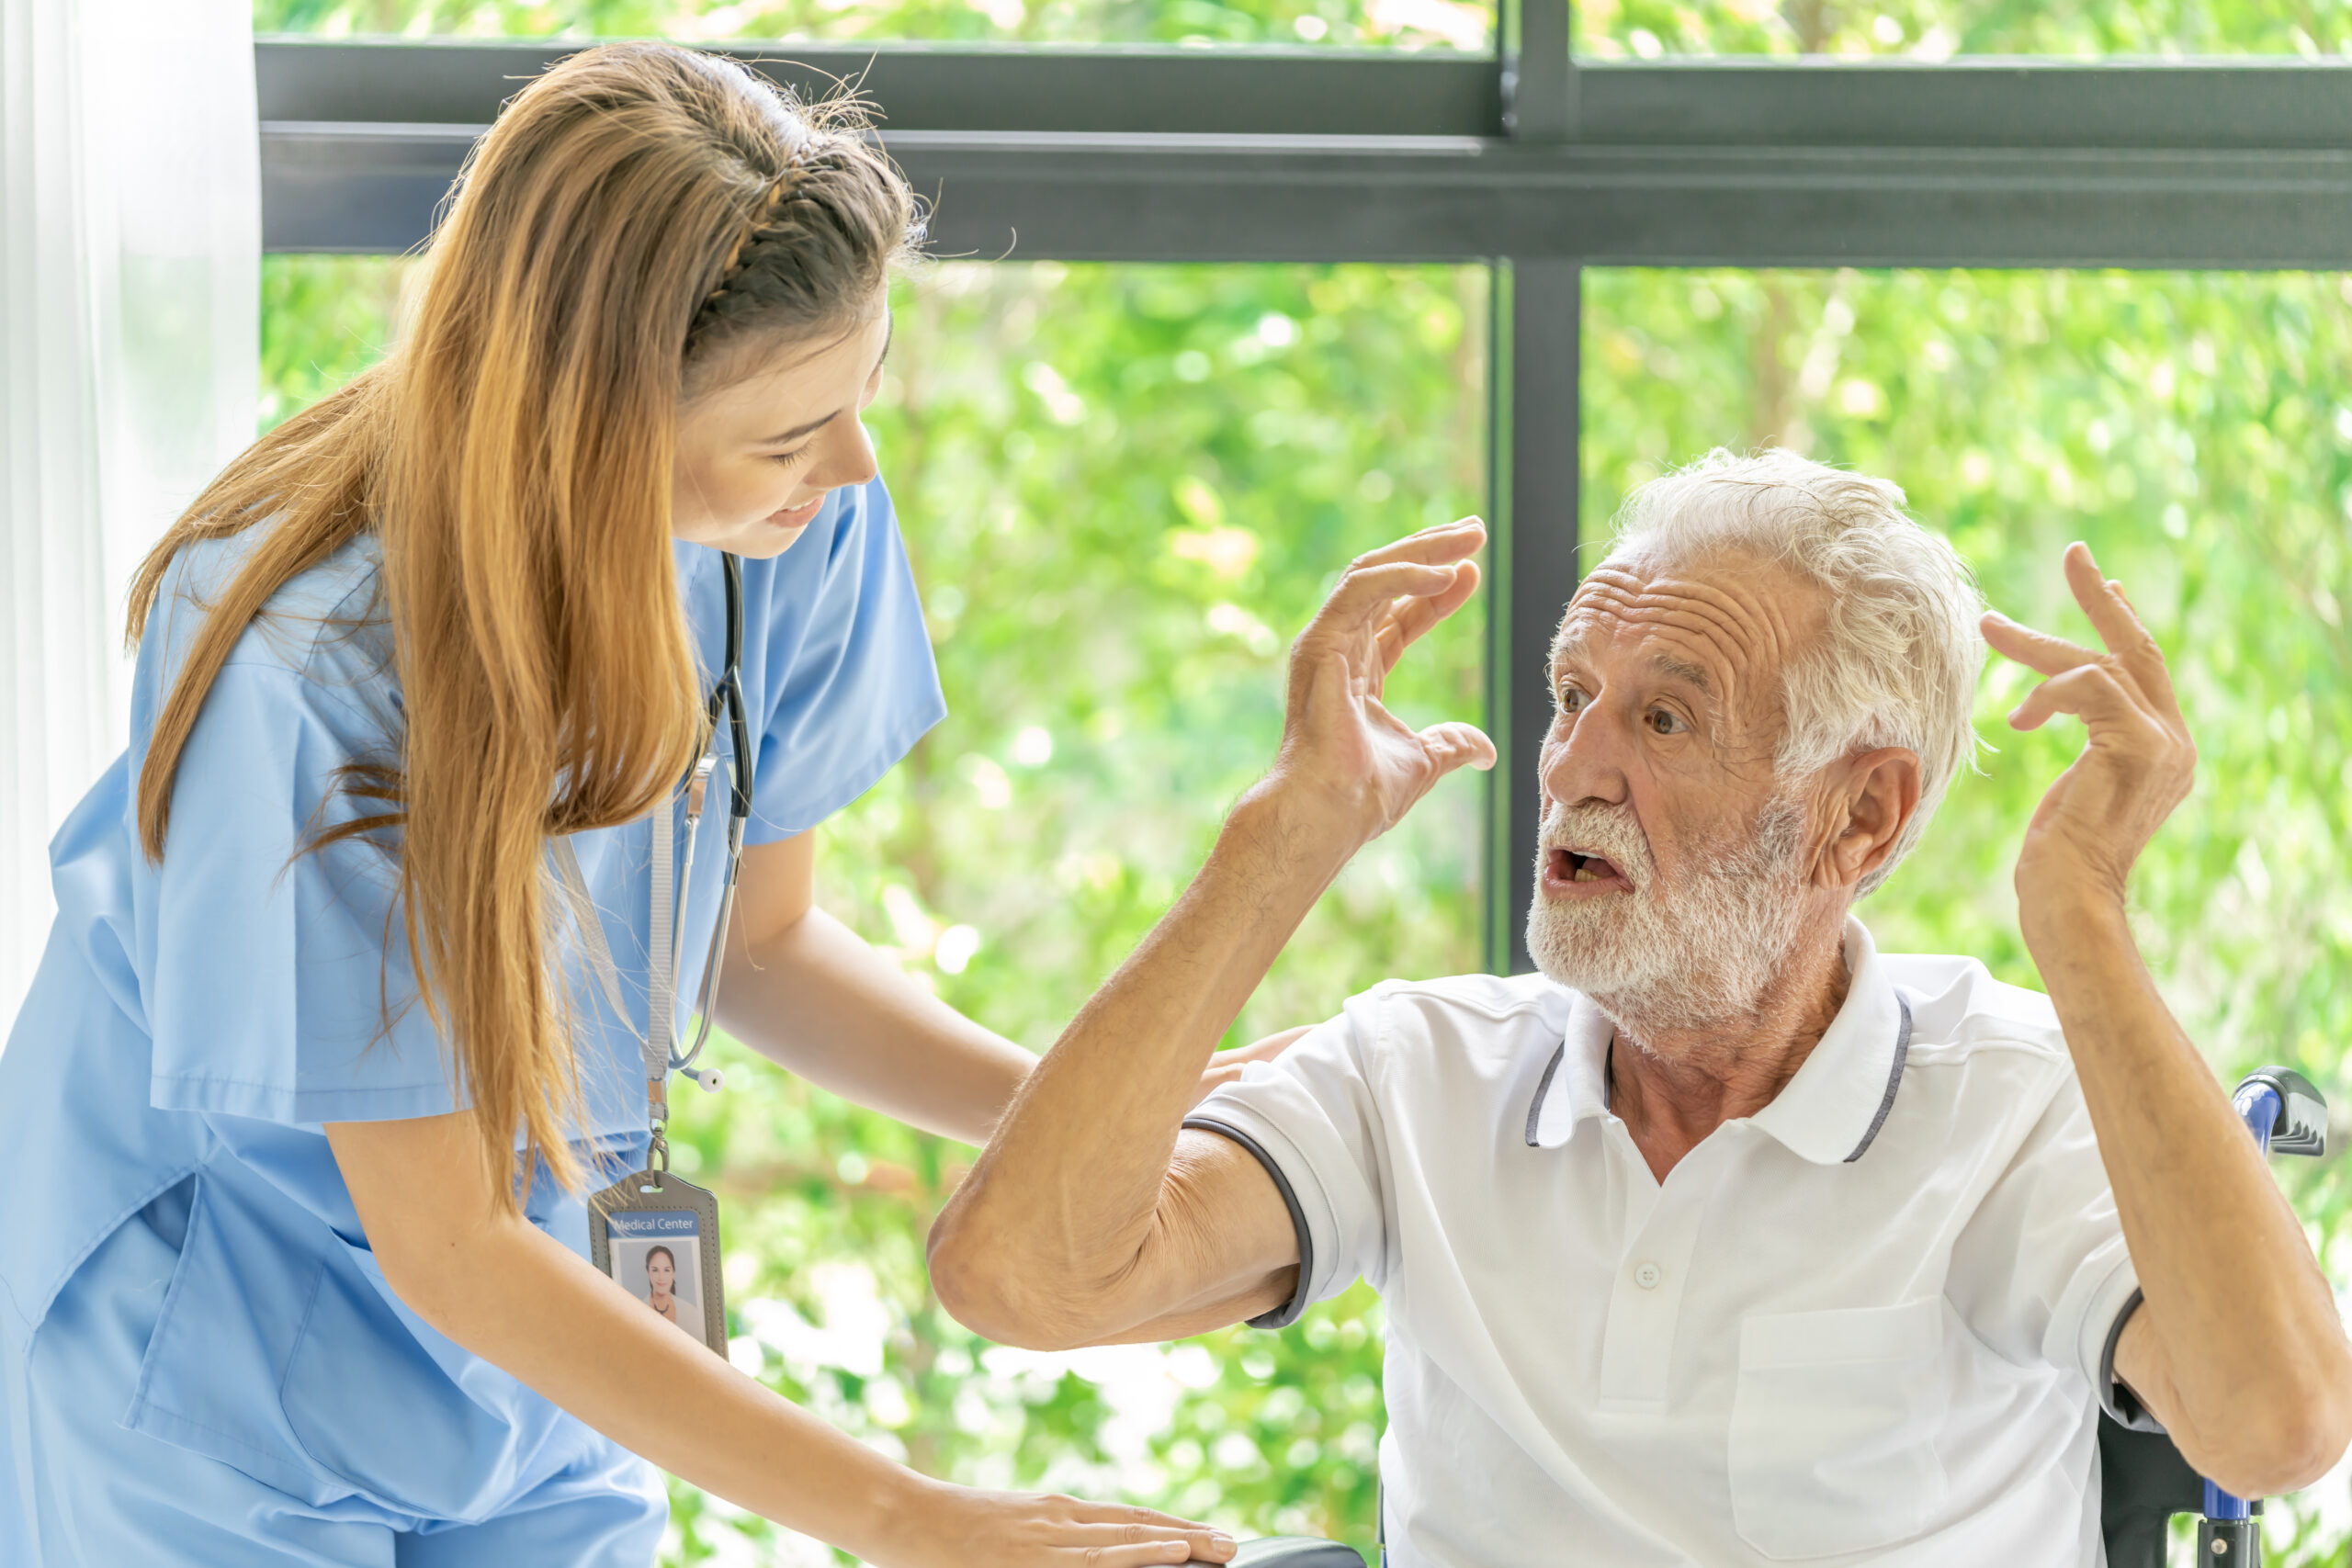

left=591, top=1168, right=729, bottom=1357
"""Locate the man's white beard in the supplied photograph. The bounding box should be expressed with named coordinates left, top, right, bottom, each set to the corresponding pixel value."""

left=1525, top=794, right=1812, bottom=1032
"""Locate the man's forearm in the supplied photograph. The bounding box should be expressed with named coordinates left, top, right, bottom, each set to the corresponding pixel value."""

left=929, top=783, right=1352, bottom=1346
left=2027, top=888, right=2351, bottom=1486
left=714, top=906, right=1035, bottom=1146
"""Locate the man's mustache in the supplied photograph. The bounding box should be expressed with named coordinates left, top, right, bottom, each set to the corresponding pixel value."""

left=1538, top=804, right=1657, bottom=889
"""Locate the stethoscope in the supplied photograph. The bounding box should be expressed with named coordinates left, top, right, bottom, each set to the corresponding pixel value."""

left=666, top=550, right=752, bottom=1089
left=548, top=550, right=752, bottom=1100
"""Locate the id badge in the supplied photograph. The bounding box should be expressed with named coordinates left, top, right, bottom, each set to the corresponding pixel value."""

left=589, top=1168, right=729, bottom=1357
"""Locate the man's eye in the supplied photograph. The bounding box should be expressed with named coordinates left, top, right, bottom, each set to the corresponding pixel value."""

left=1558, top=686, right=1588, bottom=716
left=1647, top=707, right=1685, bottom=736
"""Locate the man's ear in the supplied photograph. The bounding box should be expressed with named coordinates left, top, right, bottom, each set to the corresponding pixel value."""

left=1819, top=748, right=1924, bottom=890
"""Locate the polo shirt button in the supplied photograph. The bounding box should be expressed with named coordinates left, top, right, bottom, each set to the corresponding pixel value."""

left=1634, top=1261, right=1662, bottom=1290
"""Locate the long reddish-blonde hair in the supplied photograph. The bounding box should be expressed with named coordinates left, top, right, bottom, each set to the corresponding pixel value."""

left=125, top=41, right=918, bottom=1202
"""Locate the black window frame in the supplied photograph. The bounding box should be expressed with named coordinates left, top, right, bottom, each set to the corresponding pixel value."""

left=256, top=6, right=2352, bottom=971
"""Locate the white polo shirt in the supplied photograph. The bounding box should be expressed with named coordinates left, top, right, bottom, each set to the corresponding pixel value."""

left=1188, top=919, right=2145, bottom=1567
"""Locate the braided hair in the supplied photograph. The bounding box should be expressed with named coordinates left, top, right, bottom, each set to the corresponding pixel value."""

left=683, top=86, right=922, bottom=384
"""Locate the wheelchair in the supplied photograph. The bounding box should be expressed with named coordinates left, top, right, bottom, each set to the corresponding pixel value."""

left=1220, top=1067, right=2329, bottom=1568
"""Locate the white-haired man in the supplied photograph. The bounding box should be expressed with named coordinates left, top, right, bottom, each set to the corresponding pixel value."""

left=930, top=451, right=2352, bottom=1564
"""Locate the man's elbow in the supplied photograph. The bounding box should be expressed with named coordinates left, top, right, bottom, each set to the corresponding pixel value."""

left=926, top=1212, right=1110, bottom=1352
left=2188, top=1382, right=2352, bottom=1499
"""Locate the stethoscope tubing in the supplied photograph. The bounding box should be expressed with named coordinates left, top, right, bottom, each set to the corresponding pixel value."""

left=667, top=551, right=751, bottom=1077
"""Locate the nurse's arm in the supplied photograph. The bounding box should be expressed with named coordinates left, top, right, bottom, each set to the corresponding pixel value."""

left=326, top=1112, right=1237, bottom=1568
left=714, top=829, right=1036, bottom=1146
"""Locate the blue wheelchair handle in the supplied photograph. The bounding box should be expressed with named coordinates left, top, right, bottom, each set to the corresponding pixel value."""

left=2235, top=1066, right=2328, bottom=1159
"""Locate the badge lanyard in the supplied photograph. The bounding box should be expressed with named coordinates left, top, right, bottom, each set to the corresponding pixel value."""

left=553, top=552, right=752, bottom=1358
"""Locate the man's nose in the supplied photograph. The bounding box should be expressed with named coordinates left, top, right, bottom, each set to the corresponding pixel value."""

left=1539, top=704, right=1630, bottom=811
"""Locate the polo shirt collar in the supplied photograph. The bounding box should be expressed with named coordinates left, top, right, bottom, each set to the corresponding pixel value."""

left=1524, top=916, right=1911, bottom=1165
left=1523, top=990, right=1616, bottom=1148
left=1747, top=918, right=1912, bottom=1164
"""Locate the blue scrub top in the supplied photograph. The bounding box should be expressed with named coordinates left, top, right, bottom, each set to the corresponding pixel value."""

left=0, top=479, right=943, bottom=1525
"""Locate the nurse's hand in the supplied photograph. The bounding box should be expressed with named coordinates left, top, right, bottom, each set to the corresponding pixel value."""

left=1265, top=517, right=1496, bottom=847
left=882, top=1480, right=1235, bottom=1565
left=1193, top=1024, right=1313, bottom=1102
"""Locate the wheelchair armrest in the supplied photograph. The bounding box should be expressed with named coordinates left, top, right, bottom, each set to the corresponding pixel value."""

left=1225, top=1538, right=1366, bottom=1567
left=2099, top=1410, right=2208, bottom=1568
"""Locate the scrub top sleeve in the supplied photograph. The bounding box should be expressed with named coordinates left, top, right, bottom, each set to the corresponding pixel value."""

left=142, top=660, right=459, bottom=1128
left=742, top=477, right=945, bottom=845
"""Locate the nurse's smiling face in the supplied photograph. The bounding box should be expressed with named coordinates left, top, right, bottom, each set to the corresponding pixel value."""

left=671, top=297, right=893, bottom=559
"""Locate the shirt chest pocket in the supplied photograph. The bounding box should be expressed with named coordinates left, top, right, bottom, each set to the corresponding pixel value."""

left=1727, top=1296, right=1951, bottom=1560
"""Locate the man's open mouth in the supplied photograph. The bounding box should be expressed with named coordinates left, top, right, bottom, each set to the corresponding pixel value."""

left=1551, top=847, right=1626, bottom=885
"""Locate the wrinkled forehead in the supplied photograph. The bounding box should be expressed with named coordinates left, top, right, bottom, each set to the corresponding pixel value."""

left=1551, top=547, right=1826, bottom=706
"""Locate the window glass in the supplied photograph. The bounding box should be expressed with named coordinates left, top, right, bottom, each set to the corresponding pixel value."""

left=254, top=0, right=1493, bottom=50
left=260, top=254, right=1487, bottom=1557
left=1578, top=0, right=2352, bottom=59
left=1587, top=266, right=2352, bottom=1558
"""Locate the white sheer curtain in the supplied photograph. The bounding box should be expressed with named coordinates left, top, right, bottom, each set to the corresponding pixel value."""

left=1, top=0, right=258, bottom=1029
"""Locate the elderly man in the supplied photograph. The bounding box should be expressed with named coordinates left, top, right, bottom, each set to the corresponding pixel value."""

left=930, top=450, right=2352, bottom=1564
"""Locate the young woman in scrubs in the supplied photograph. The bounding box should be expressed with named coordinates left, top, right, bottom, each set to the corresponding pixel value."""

left=0, top=37, right=1491, bottom=1568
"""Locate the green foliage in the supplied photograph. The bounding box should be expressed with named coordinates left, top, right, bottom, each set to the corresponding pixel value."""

left=1578, top=0, right=2352, bottom=58
left=252, top=0, right=1489, bottom=50
left=257, top=254, right=408, bottom=431
left=830, top=263, right=1488, bottom=1056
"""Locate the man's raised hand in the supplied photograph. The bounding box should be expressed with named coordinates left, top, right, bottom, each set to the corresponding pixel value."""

left=1980, top=541, right=2197, bottom=912
left=1267, top=518, right=1497, bottom=846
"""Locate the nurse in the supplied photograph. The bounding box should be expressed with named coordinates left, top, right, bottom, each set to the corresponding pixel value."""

left=0, top=36, right=1490, bottom=1568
